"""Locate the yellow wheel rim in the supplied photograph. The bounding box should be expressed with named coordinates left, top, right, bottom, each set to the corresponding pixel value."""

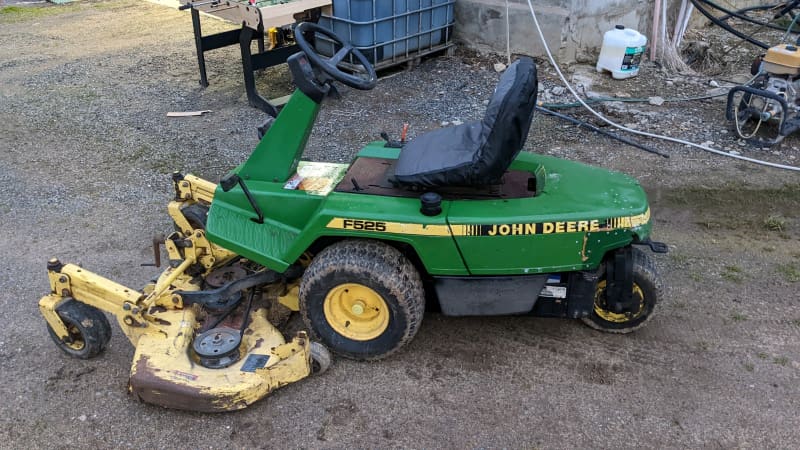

left=323, top=283, right=389, bottom=341
left=64, top=325, right=86, bottom=351
left=593, top=280, right=646, bottom=323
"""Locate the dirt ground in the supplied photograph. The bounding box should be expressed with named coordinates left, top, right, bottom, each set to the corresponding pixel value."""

left=1, top=1, right=799, bottom=448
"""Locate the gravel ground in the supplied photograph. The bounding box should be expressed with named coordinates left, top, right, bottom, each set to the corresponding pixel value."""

left=1, top=1, right=799, bottom=448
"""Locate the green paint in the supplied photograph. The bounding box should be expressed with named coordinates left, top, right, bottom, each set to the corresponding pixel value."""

left=238, top=90, right=320, bottom=183
left=449, top=153, right=649, bottom=274
left=207, top=89, right=652, bottom=277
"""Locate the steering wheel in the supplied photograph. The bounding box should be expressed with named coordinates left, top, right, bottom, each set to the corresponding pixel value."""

left=294, top=22, right=377, bottom=91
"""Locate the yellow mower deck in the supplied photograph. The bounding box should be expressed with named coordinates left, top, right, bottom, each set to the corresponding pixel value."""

left=39, top=175, right=323, bottom=412
left=129, top=308, right=312, bottom=412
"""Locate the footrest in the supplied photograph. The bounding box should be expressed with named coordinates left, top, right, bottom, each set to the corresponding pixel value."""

left=635, top=239, right=669, bottom=254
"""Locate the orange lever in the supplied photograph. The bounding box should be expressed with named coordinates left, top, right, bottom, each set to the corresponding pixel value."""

left=401, top=123, right=409, bottom=143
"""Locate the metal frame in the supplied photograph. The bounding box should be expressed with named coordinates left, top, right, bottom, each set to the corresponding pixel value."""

left=190, top=8, right=297, bottom=116
left=182, top=0, right=332, bottom=115
left=316, top=0, right=455, bottom=70
left=725, top=84, right=800, bottom=145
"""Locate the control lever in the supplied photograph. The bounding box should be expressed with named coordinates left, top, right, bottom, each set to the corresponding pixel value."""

left=141, top=234, right=165, bottom=267
left=381, top=123, right=408, bottom=148
left=220, top=173, right=265, bottom=224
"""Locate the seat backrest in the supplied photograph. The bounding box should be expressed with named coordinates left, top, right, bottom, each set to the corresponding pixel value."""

left=471, top=57, right=538, bottom=184
left=391, top=57, right=538, bottom=188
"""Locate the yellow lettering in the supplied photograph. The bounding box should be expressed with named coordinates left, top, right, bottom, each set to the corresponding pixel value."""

left=578, top=221, right=589, bottom=232
left=590, top=220, right=600, bottom=232
left=488, top=225, right=497, bottom=236
left=512, top=224, right=523, bottom=235
left=525, top=223, right=536, bottom=235
left=555, top=222, right=565, bottom=233
left=567, top=221, right=576, bottom=233
left=543, top=222, right=554, bottom=234
left=499, top=224, right=510, bottom=235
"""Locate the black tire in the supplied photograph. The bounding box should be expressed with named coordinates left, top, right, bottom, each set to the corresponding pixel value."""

left=581, top=247, right=663, bottom=334
left=299, top=240, right=425, bottom=360
left=310, top=342, right=332, bottom=375
left=176, top=203, right=208, bottom=234
left=46, top=299, right=112, bottom=359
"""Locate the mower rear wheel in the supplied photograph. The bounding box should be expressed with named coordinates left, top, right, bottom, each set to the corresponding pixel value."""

left=299, top=240, right=425, bottom=360
left=46, top=299, right=112, bottom=359
left=581, top=247, right=662, bottom=334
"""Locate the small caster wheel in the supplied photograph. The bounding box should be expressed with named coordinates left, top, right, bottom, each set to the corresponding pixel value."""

left=310, top=342, right=331, bottom=375
left=46, top=299, right=112, bottom=359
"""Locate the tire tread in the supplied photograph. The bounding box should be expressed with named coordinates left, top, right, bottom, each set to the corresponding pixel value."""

left=299, top=239, right=424, bottom=360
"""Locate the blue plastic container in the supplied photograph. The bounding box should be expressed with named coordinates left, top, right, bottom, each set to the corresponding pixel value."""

left=317, top=0, right=455, bottom=68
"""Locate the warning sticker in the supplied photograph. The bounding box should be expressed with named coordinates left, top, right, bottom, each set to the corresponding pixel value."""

left=539, top=285, right=567, bottom=299
left=621, top=46, right=645, bottom=71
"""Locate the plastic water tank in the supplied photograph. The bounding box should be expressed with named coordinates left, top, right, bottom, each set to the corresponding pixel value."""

left=596, top=25, right=647, bottom=79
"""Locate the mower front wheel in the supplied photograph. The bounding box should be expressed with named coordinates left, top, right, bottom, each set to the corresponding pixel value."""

left=46, top=299, right=112, bottom=359
left=299, top=240, right=425, bottom=360
left=581, top=247, right=662, bottom=334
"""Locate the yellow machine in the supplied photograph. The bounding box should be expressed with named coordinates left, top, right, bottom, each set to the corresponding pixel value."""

left=39, top=174, right=330, bottom=412
left=727, top=43, right=800, bottom=145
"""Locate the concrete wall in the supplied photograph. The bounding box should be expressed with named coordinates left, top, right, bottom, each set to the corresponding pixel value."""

left=455, top=0, right=651, bottom=63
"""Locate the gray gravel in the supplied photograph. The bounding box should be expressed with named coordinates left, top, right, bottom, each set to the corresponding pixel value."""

left=1, top=1, right=799, bottom=448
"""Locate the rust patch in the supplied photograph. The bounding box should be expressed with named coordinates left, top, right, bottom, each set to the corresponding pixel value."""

left=130, top=355, right=242, bottom=413
left=580, top=234, right=590, bottom=262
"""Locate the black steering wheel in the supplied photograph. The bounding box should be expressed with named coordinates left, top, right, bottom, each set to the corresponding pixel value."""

left=294, top=22, right=377, bottom=91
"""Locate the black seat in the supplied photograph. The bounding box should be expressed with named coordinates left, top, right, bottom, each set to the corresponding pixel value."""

left=393, top=57, right=538, bottom=188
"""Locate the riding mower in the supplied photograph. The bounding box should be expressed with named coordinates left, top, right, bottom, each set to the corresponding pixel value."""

left=39, top=23, right=666, bottom=412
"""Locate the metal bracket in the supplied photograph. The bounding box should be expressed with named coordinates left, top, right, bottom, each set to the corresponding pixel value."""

left=178, top=270, right=281, bottom=310
left=605, top=247, right=637, bottom=315
left=633, top=238, right=669, bottom=254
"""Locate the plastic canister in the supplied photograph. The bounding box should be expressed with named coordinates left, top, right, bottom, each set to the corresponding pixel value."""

left=596, top=25, right=647, bottom=79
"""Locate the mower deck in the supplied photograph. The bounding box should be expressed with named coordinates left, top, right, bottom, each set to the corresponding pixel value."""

left=129, top=307, right=312, bottom=413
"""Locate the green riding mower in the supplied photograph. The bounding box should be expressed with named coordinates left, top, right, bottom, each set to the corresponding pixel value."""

left=39, top=22, right=666, bottom=412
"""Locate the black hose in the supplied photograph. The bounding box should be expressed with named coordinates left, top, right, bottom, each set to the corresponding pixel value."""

left=719, top=4, right=780, bottom=21
left=536, top=106, right=670, bottom=159
left=690, top=0, right=771, bottom=49
left=775, top=0, right=800, bottom=19
left=700, top=0, right=800, bottom=32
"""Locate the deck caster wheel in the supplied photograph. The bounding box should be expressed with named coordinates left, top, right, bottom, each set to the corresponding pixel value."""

left=46, top=299, right=112, bottom=359
left=300, top=240, right=425, bottom=360
left=582, top=247, right=663, bottom=333
left=310, top=342, right=331, bottom=375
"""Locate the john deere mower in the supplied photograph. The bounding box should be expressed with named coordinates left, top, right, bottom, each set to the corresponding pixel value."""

left=40, top=23, right=666, bottom=412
